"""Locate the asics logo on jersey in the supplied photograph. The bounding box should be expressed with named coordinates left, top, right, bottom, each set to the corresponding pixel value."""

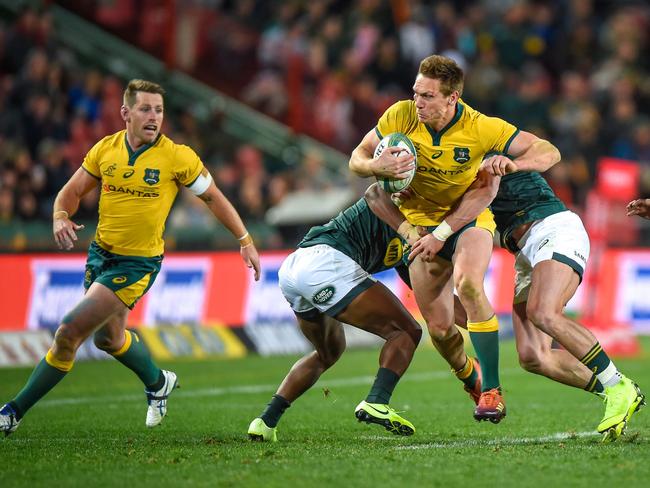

left=538, top=238, right=550, bottom=251
left=430, top=150, right=443, bottom=159
left=143, top=168, right=160, bottom=185
left=122, top=169, right=135, bottom=178
left=102, top=164, right=117, bottom=176
left=313, top=286, right=335, bottom=304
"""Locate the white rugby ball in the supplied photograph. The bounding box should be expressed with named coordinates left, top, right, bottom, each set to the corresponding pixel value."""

left=373, top=132, right=417, bottom=193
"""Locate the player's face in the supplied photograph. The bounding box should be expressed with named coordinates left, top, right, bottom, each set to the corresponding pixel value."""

left=412, top=75, right=456, bottom=128
left=125, top=92, right=164, bottom=146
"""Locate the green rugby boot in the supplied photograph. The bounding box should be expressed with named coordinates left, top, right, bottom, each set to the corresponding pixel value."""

left=354, top=401, right=415, bottom=436
left=248, top=417, right=278, bottom=442
left=598, top=376, right=645, bottom=443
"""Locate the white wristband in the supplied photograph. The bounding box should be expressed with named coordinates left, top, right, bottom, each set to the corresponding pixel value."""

left=432, top=220, right=453, bottom=242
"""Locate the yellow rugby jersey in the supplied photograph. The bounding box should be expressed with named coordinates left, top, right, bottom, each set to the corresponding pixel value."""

left=81, top=130, right=204, bottom=257
left=376, top=99, right=519, bottom=226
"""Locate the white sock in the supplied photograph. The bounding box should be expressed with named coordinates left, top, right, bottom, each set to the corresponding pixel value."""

left=597, top=361, right=622, bottom=388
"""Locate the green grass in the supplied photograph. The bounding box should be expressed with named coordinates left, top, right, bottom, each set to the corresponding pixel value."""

left=1, top=338, right=649, bottom=488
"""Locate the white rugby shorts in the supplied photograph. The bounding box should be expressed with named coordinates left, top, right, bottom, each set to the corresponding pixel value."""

left=278, top=244, right=376, bottom=318
left=513, top=211, right=590, bottom=304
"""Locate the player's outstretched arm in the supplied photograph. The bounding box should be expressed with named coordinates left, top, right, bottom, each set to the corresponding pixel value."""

left=364, top=183, right=421, bottom=246
left=350, top=129, right=415, bottom=179
left=196, top=175, right=261, bottom=281
left=52, top=167, right=97, bottom=250
left=481, top=131, right=561, bottom=175
left=409, top=170, right=500, bottom=262
left=626, top=198, right=650, bottom=219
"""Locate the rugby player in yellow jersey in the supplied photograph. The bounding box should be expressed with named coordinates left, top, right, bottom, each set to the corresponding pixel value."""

left=0, top=79, right=261, bottom=436
left=349, top=55, right=561, bottom=422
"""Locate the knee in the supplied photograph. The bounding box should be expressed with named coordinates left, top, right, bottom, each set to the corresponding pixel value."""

left=320, top=337, right=346, bottom=369
left=455, top=274, right=483, bottom=303
left=53, top=324, right=83, bottom=352
left=517, top=346, right=544, bottom=374
left=93, top=331, right=122, bottom=353
left=426, top=319, right=452, bottom=340
left=526, top=303, right=561, bottom=333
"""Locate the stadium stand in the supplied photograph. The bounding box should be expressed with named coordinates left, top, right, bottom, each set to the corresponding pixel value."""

left=1, top=0, right=649, bottom=251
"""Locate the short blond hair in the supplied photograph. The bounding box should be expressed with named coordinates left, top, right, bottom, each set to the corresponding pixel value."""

left=418, top=55, right=464, bottom=96
left=123, top=79, right=165, bottom=107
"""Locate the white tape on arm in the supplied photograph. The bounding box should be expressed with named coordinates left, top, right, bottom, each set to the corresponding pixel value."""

left=432, top=220, right=453, bottom=242
left=187, top=172, right=213, bottom=195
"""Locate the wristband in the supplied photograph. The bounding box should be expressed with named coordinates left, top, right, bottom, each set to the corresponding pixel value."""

left=238, top=232, right=253, bottom=248
left=53, top=210, right=69, bottom=220
left=432, top=220, right=453, bottom=242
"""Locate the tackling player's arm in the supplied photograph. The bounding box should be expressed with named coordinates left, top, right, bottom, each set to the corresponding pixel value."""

left=350, top=129, right=415, bottom=179
left=52, top=167, right=98, bottom=250
left=193, top=168, right=261, bottom=281
left=481, top=130, right=561, bottom=176
left=364, top=183, right=421, bottom=246
left=409, top=170, right=500, bottom=262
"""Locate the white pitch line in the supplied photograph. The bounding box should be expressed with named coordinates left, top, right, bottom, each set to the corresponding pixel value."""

left=396, top=431, right=599, bottom=449
left=38, top=367, right=523, bottom=408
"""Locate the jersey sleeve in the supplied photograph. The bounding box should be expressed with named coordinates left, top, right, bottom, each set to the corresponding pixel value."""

left=376, top=101, right=413, bottom=139
left=174, top=144, right=205, bottom=187
left=81, top=140, right=103, bottom=178
left=475, top=114, right=519, bottom=155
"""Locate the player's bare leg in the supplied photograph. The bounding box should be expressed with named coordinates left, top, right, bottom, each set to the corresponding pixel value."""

left=454, top=228, right=505, bottom=422
left=526, top=259, right=645, bottom=441
left=249, top=282, right=422, bottom=440
left=512, top=302, right=593, bottom=389
left=1, top=283, right=123, bottom=434
left=94, top=306, right=177, bottom=428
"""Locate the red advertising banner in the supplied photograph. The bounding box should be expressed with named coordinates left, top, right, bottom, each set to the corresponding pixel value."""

left=0, top=248, right=648, bottom=337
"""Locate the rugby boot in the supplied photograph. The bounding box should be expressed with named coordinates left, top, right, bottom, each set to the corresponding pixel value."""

left=248, top=417, right=278, bottom=442
left=474, top=387, right=506, bottom=423
left=355, top=400, right=415, bottom=436
left=598, top=376, right=645, bottom=443
left=0, top=403, right=20, bottom=437
left=145, top=370, right=179, bottom=427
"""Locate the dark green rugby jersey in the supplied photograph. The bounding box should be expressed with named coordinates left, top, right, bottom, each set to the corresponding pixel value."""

left=491, top=171, right=566, bottom=251
left=299, top=198, right=405, bottom=274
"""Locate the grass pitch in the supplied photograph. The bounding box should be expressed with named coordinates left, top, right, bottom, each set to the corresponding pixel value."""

left=1, top=338, right=649, bottom=487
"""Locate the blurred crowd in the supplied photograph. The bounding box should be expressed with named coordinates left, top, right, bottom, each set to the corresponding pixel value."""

left=2, top=0, right=650, bottom=249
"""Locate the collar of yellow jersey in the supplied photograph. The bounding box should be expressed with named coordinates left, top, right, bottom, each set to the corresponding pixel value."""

left=124, top=132, right=161, bottom=166
left=425, top=102, right=464, bottom=146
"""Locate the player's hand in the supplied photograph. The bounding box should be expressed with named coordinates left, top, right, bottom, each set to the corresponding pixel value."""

left=53, top=217, right=84, bottom=250
left=626, top=199, right=650, bottom=219
left=408, top=233, right=445, bottom=262
left=372, top=146, right=415, bottom=179
left=241, top=243, right=261, bottom=281
left=480, top=155, right=518, bottom=176
left=391, top=187, right=415, bottom=206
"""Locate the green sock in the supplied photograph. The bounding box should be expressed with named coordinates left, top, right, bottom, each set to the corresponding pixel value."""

left=366, top=367, right=400, bottom=404
left=468, top=315, right=500, bottom=391
left=11, top=357, right=68, bottom=419
left=111, top=330, right=161, bottom=389
left=584, top=373, right=605, bottom=394
left=455, top=357, right=478, bottom=389
left=260, top=394, right=291, bottom=428
left=580, top=343, right=621, bottom=388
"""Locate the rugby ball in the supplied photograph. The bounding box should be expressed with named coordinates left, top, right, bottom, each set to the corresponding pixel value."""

left=373, top=132, right=417, bottom=193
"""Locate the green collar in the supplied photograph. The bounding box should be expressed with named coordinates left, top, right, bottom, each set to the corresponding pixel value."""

left=125, top=133, right=160, bottom=166
left=425, top=102, right=464, bottom=146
